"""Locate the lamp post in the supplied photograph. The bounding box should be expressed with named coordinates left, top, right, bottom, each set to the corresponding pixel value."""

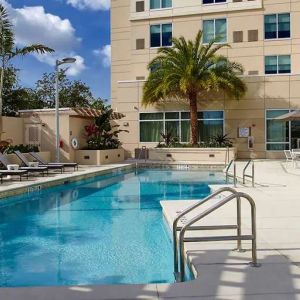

left=55, top=57, right=76, bottom=162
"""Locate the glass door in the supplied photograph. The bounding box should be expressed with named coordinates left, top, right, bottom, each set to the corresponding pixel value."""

left=291, top=121, right=300, bottom=149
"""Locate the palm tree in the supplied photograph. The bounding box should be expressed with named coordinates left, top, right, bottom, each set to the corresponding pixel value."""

left=0, top=4, right=54, bottom=116
left=143, top=30, right=247, bottom=146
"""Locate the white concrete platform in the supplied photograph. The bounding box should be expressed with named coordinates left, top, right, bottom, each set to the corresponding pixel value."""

left=1, top=160, right=300, bottom=299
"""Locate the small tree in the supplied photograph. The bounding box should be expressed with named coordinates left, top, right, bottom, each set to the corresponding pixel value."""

left=35, top=70, right=103, bottom=108
left=143, top=30, right=247, bottom=146
left=0, top=4, right=54, bottom=116
left=84, top=108, right=128, bottom=150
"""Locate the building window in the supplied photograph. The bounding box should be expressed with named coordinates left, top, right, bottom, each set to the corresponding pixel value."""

left=203, top=0, right=226, bottom=4
left=265, top=13, right=290, bottom=39
left=150, top=23, right=172, bottom=48
left=150, top=0, right=172, bottom=9
left=266, top=110, right=290, bottom=151
left=203, top=19, right=227, bottom=44
left=265, top=55, right=291, bottom=74
left=139, top=111, right=224, bottom=143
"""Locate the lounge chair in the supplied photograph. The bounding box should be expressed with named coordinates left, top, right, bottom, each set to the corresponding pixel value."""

left=0, top=169, right=28, bottom=183
left=14, top=151, right=64, bottom=174
left=0, top=153, right=48, bottom=177
left=30, top=152, right=78, bottom=171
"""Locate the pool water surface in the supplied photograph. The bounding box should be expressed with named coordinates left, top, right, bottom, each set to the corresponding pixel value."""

left=0, top=168, right=226, bottom=287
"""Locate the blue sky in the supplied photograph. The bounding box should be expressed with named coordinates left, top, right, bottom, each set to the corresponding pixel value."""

left=4, top=0, right=111, bottom=101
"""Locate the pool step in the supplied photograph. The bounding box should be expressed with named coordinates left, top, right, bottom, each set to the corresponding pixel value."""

left=183, top=235, right=254, bottom=243
left=176, top=225, right=238, bottom=231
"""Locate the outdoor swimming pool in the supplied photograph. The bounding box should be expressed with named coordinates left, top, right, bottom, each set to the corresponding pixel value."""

left=0, top=168, right=226, bottom=287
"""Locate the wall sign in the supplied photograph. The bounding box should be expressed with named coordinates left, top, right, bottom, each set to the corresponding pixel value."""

left=238, top=127, right=251, bottom=138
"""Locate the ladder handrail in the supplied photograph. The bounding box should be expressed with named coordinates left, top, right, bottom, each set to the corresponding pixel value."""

left=174, top=190, right=259, bottom=282
left=173, top=187, right=238, bottom=276
left=136, top=146, right=147, bottom=169
left=243, top=159, right=255, bottom=187
left=225, top=159, right=237, bottom=187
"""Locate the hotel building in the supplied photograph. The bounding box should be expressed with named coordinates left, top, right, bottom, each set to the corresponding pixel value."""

left=111, top=0, right=300, bottom=159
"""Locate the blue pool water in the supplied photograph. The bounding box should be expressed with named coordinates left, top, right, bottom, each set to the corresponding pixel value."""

left=0, top=168, right=226, bottom=287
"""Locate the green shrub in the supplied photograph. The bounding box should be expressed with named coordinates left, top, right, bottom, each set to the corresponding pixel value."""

left=2, top=144, right=39, bottom=154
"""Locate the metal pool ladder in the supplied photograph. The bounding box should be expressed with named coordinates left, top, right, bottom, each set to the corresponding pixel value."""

left=243, top=159, right=255, bottom=187
left=225, top=159, right=237, bottom=187
left=173, top=187, right=260, bottom=282
left=136, top=146, right=148, bottom=168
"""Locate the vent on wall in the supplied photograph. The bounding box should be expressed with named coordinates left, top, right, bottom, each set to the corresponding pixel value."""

left=233, top=31, right=243, bottom=43
left=136, top=1, right=145, bottom=12
left=248, top=30, right=259, bottom=42
left=248, top=70, right=259, bottom=75
left=136, top=38, right=145, bottom=50
left=136, top=76, right=145, bottom=80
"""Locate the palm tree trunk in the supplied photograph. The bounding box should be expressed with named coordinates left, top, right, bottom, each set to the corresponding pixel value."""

left=0, top=64, right=4, bottom=141
left=189, top=91, right=198, bottom=146
left=0, top=65, right=4, bottom=116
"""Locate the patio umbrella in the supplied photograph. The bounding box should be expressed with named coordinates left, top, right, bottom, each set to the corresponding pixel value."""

left=275, top=110, right=300, bottom=121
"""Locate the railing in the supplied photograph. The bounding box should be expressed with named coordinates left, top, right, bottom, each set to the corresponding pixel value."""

left=225, top=159, right=237, bottom=187
left=225, top=147, right=230, bottom=165
left=243, top=160, right=255, bottom=187
left=173, top=187, right=260, bottom=282
left=136, top=146, right=147, bottom=168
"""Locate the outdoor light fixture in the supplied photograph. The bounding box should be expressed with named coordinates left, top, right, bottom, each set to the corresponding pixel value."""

left=55, top=57, right=76, bottom=163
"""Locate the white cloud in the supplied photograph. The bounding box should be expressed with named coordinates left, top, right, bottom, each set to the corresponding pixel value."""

left=35, top=54, right=86, bottom=76
left=66, top=0, right=110, bottom=11
left=0, top=0, right=86, bottom=76
left=93, top=45, right=111, bottom=67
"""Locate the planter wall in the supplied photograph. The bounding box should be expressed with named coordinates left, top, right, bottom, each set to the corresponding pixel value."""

left=148, top=148, right=236, bottom=163
left=75, top=149, right=125, bottom=165
left=5, top=151, right=51, bottom=165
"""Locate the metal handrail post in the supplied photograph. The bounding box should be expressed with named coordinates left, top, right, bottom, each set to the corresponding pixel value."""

left=225, top=159, right=234, bottom=184
left=252, top=161, right=255, bottom=187
left=173, top=187, right=238, bottom=275
left=236, top=195, right=242, bottom=251
left=242, top=160, right=255, bottom=187
left=233, top=161, right=237, bottom=187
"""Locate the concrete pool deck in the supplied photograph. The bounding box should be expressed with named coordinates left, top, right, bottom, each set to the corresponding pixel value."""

left=0, top=163, right=134, bottom=199
left=1, top=160, right=300, bottom=299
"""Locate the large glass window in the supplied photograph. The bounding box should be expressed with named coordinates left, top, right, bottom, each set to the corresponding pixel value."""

left=203, top=19, right=227, bottom=43
left=140, top=113, right=163, bottom=142
left=265, top=13, right=290, bottom=39
left=265, top=55, right=291, bottom=74
left=266, top=110, right=289, bottom=150
left=150, top=24, right=172, bottom=47
left=139, top=111, right=224, bottom=143
left=150, top=0, right=172, bottom=9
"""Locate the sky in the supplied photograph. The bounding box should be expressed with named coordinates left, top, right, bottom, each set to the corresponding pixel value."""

left=2, top=0, right=111, bottom=101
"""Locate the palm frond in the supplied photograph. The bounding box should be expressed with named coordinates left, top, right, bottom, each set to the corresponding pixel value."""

left=0, top=4, right=14, bottom=57
left=11, top=44, right=55, bottom=59
left=142, top=29, right=247, bottom=106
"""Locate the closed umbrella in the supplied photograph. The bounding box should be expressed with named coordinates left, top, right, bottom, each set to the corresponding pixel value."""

left=275, top=110, right=300, bottom=121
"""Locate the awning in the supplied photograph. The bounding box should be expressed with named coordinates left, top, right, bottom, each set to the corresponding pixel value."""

left=275, top=110, right=300, bottom=121
left=19, top=107, right=126, bottom=120
left=72, top=108, right=125, bottom=120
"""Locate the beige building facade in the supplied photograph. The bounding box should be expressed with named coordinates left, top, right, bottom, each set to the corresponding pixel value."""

left=111, top=0, right=300, bottom=159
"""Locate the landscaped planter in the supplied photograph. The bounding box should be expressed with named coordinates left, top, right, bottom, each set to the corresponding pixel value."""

left=148, top=147, right=236, bottom=163
left=75, top=149, right=125, bottom=165
left=6, top=151, right=51, bottom=165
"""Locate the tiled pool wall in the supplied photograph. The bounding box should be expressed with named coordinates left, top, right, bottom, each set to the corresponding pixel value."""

left=0, top=162, right=225, bottom=201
